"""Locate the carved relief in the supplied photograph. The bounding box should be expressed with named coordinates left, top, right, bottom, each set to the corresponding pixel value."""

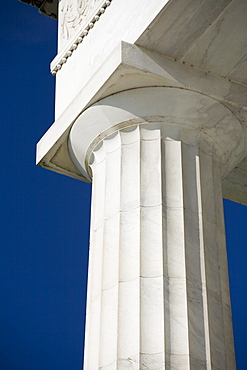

left=60, top=0, right=101, bottom=41
left=52, top=0, right=112, bottom=74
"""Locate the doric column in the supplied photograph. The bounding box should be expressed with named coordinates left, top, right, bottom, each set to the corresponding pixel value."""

left=69, top=88, right=245, bottom=369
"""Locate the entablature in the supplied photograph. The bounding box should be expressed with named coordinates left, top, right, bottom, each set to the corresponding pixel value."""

left=18, top=0, right=58, bottom=19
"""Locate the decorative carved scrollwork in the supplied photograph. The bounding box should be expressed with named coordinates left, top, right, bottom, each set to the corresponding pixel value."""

left=51, top=0, right=113, bottom=75
left=60, top=0, right=101, bottom=40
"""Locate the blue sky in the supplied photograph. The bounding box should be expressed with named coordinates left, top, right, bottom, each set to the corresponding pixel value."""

left=1, top=1, right=247, bottom=369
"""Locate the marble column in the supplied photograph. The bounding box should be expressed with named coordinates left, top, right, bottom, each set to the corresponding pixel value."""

left=69, top=88, right=245, bottom=370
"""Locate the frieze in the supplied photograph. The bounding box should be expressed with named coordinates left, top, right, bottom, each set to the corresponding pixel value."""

left=51, top=0, right=113, bottom=75
left=60, top=0, right=102, bottom=41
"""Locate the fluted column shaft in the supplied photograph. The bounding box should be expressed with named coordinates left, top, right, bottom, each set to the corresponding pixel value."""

left=83, top=124, right=234, bottom=370
left=69, top=87, right=245, bottom=370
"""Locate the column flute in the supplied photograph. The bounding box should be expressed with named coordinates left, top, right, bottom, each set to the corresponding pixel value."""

left=69, top=87, right=244, bottom=370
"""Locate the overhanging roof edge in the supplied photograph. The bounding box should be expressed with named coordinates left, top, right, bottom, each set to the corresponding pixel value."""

left=17, top=0, right=58, bottom=19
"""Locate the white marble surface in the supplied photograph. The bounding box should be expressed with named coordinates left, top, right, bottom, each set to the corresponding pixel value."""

left=69, top=87, right=245, bottom=183
left=181, top=0, right=247, bottom=76
left=69, top=95, right=242, bottom=367
left=67, top=87, right=246, bottom=369
left=37, top=42, right=247, bottom=206
left=58, top=0, right=107, bottom=50
left=55, top=0, right=170, bottom=118
left=29, top=0, right=247, bottom=366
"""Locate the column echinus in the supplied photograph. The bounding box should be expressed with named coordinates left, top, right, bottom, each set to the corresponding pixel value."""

left=69, top=87, right=244, bottom=370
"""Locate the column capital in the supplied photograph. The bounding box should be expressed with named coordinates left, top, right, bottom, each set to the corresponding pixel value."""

left=69, top=87, right=245, bottom=181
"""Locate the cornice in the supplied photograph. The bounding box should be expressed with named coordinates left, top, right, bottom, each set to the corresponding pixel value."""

left=50, top=0, right=113, bottom=76
left=19, top=0, right=44, bottom=5
left=18, top=0, right=58, bottom=19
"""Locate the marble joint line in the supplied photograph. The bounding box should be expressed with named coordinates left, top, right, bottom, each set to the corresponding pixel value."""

left=51, top=0, right=113, bottom=76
